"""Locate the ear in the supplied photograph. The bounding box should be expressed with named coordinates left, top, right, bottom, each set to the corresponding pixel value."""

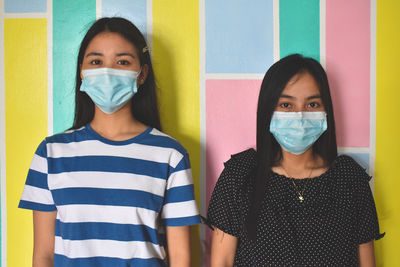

left=138, top=64, right=149, bottom=85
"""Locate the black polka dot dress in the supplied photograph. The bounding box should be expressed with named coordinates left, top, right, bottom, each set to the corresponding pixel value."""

left=207, top=149, right=384, bottom=266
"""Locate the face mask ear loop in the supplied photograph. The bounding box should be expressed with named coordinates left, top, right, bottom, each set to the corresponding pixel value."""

left=137, top=68, right=144, bottom=90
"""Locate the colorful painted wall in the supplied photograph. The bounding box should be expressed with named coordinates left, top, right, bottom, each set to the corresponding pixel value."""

left=0, top=0, right=398, bottom=266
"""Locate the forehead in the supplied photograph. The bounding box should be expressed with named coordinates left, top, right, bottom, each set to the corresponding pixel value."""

left=85, top=32, right=137, bottom=54
left=281, top=72, right=320, bottom=96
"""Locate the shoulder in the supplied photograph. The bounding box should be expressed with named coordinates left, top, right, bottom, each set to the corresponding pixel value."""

left=217, top=148, right=257, bottom=186
left=45, top=126, right=88, bottom=144
left=209, top=148, right=257, bottom=205
left=145, top=128, right=188, bottom=155
left=144, top=129, right=191, bottom=170
left=31, top=127, right=87, bottom=156
left=224, top=148, right=257, bottom=172
left=333, top=155, right=372, bottom=183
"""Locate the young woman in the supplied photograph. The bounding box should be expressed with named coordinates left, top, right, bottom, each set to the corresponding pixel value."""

left=19, top=17, right=200, bottom=267
left=207, top=54, right=384, bottom=266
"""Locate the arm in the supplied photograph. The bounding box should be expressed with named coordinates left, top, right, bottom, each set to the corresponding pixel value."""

left=166, top=225, right=191, bottom=267
left=33, top=210, right=57, bottom=267
left=166, top=226, right=190, bottom=267
left=210, top=227, right=238, bottom=267
left=359, top=241, right=375, bottom=267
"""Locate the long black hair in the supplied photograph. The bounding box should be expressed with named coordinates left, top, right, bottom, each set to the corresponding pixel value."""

left=71, top=17, right=161, bottom=130
left=247, top=54, right=338, bottom=239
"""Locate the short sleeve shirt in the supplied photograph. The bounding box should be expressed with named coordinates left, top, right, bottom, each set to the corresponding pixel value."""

left=207, top=149, right=384, bottom=266
left=19, top=125, right=201, bottom=267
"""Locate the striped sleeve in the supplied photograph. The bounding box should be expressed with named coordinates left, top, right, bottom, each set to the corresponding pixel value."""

left=161, top=151, right=200, bottom=226
left=19, top=139, right=57, bottom=211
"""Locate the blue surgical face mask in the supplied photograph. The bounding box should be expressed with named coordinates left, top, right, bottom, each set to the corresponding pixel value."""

left=269, top=111, right=328, bottom=155
left=80, top=68, right=140, bottom=114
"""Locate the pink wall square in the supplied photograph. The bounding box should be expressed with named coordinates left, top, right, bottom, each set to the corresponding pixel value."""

left=326, top=0, right=370, bottom=147
left=205, top=79, right=261, bottom=261
left=206, top=79, right=261, bottom=206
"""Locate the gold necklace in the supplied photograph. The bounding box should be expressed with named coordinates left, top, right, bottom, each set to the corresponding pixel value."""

left=281, top=165, right=313, bottom=202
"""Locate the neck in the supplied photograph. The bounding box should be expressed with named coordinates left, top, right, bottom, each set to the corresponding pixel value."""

left=281, top=148, right=315, bottom=169
left=278, top=148, right=323, bottom=178
left=90, top=103, right=147, bottom=140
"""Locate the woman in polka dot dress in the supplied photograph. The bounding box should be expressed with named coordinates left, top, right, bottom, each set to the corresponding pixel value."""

left=207, top=54, right=384, bottom=266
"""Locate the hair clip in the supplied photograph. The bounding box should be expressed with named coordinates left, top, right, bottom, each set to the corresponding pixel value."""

left=142, top=46, right=149, bottom=53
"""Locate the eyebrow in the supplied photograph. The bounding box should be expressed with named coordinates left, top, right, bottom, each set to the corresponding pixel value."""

left=279, top=94, right=322, bottom=100
left=306, top=94, right=322, bottom=100
left=85, top=52, right=135, bottom=58
left=280, top=94, right=295, bottom=99
left=116, top=52, right=135, bottom=58
left=86, top=52, right=103, bottom=57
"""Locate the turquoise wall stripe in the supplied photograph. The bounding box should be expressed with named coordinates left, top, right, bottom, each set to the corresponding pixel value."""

left=102, top=0, right=147, bottom=36
left=53, top=0, right=96, bottom=133
left=279, top=0, right=320, bottom=61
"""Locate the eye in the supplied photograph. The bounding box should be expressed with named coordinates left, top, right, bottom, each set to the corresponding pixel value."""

left=280, top=102, right=291, bottom=109
left=117, top=60, right=130, bottom=65
left=90, top=59, right=102, bottom=65
left=307, top=102, right=320, bottom=108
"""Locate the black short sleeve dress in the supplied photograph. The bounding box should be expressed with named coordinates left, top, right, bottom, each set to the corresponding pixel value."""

left=207, top=149, right=384, bottom=266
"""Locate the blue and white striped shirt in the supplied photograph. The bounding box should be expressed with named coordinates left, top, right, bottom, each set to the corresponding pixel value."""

left=19, top=125, right=200, bottom=266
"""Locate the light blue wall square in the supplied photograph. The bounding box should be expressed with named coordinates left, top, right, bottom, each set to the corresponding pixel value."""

left=102, top=0, right=147, bottom=36
left=4, top=0, right=46, bottom=13
left=206, top=0, right=274, bottom=74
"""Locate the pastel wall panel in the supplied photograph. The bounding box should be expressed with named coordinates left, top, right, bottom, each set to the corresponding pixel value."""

left=206, top=79, right=261, bottom=204
left=153, top=1, right=201, bottom=265
left=279, top=0, right=320, bottom=60
left=375, top=0, right=400, bottom=266
left=53, top=0, right=96, bottom=133
left=326, top=0, right=370, bottom=147
left=204, top=79, right=260, bottom=264
left=4, top=0, right=46, bottom=13
left=205, top=0, right=274, bottom=73
left=4, top=18, right=47, bottom=267
left=102, top=0, right=147, bottom=35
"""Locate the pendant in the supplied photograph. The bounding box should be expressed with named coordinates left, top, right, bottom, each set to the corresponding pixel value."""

left=298, top=195, right=304, bottom=202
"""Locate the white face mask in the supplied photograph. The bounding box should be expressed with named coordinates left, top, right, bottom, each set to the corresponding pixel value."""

left=269, top=111, right=328, bottom=155
left=80, top=67, right=140, bottom=114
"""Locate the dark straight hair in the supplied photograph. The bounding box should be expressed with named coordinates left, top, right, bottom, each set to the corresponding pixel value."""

left=246, top=54, right=338, bottom=239
left=71, top=17, right=161, bottom=130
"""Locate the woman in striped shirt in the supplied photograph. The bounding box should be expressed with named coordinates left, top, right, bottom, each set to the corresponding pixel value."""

left=19, top=17, right=200, bottom=267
